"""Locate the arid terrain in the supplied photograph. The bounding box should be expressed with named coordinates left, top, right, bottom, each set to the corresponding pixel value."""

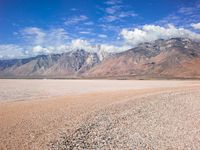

left=1, top=38, right=200, bottom=79
left=1, top=79, right=200, bottom=149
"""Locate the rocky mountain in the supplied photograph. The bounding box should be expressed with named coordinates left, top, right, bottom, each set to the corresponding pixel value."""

left=87, top=38, right=200, bottom=79
left=0, top=50, right=101, bottom=78
left=0, top=38, right=200, bottom=79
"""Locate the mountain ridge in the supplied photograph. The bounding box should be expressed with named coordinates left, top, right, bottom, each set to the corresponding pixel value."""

left=1, top=38, right=200, bottom=79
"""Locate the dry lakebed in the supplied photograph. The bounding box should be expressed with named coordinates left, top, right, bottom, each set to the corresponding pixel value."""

left=0, top=79, right=200, bottom=149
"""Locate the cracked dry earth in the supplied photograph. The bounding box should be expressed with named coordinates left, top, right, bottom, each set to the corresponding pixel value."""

left=1, top=80, right=200, bottom=150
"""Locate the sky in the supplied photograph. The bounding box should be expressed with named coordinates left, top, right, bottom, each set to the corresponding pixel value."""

left=0, top=0, right=200, bottom=59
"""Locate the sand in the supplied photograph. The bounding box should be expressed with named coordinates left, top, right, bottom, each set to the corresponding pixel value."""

left=0, top=79, right=197, bottom=102
left=0, top=80, right=200, bottom=149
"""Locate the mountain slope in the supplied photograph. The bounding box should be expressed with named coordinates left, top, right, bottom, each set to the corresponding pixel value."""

left=0, top=38, right=200, bottom=79
left=86, top=38, right=200, bottom=79
left=0, top=50, right=101, bottom=78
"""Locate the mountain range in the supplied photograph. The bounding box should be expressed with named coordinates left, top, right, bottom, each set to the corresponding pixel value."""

left=0, top=38, right=200, bottom=79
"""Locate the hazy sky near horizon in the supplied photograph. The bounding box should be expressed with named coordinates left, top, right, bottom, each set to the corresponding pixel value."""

left=0, top=0, right=200, bottom=59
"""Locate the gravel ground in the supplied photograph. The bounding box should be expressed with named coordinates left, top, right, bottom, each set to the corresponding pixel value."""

left=51, top=88, right=200, bottom=150
left=0, top=80, right=200, bottom=150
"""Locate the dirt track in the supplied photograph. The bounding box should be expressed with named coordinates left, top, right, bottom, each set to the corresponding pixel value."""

left=0, top=80, right=200, bottom=149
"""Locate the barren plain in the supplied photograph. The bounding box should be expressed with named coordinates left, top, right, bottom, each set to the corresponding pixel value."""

left=0, top=79, right=200, bottom=149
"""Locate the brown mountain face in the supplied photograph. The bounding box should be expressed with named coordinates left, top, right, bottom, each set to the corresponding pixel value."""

left=0, top=50, right=101, bottom=78
left=0, top=38, right=200, bottom=79
left=86, top=38, right=200, bottom=79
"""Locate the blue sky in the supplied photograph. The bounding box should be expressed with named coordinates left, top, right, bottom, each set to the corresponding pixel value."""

left=0, top=0, right=200, bottom=59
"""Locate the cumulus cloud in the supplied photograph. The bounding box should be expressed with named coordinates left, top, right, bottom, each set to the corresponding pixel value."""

left=69, top=39, right=120, bottom=53
left=120, top=24, right=200, bottom=46
left=70, top=39, right=91, bottom=50
left=0, top=40, right=122, bottom=59
left=191, top=22, right=200, bottom=30
left=13, top=27, right=70, bottom=56
left=32, top=44, right=72, bottom=55
left=30, top=39, right=119, bottom=54
left=19, top=27, right=119, bottom=56
left=32, top=45, right=52, bottom=53
left=0, top=44, right=28, bottom=59
left=74, top=39, right=131, bottom=53
left=2, top=23, right=200, bottom=59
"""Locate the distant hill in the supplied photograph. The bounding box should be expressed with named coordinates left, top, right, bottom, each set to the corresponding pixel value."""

left=1, top=38, right=200, bottom=79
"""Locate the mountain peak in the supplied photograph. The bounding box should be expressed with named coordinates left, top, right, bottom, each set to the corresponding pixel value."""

left=0, top=38, right=200, bottom=79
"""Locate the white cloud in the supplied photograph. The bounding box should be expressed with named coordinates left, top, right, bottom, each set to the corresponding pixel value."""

left=0, top=41, right=121, bottom=59
left=79, top=31, right=91, bottom=34
left=0, top=44, right=27, bottom=59
left=178, top=7, right=194, bottom=15
left=28, top=39, right=119, bottom=55
left=120, top=24, right=200, bottom=47
left=84, top=21, right=94, bottom=25
left=98, top=44, right=117, bottom=52
left=70, top=39, right=91, bottom=50
left=98, top=34, right=108, bottom=38
left=99, top=24, right=120, bottom=32
left=105, top=8, right=116, bottom=14
left=105, top=5, right=121, bottom=14
left=105, top=0, right=122, bottom=5
left=69, top=39, right=127, bottom=53
left=158, top=2, right=200, bottom=28
left=32, top=45, right=51, bottom=53
left=118, top=11, right=137, bottom=18
left=64, top=15, right=88, bottom=25
left=66, top=39, right=120, bottom=53
left=31, top=45, right=71, bottom=55
left=102, top=11, right=137, bottom=22
left=103, top=15, right=119, bottom=22
left=14, top=27, right=69, bottom=56
left=22, top=27, right=68, bottom=46
left=101, top=1, right=137, bottom=23
left=22, top=27, right=46, bottom=45
left=2, top=23, right=200, bottom=59
left=47, top=28, right=68, bottom=46
left=191, top=23, right=200, bottom=30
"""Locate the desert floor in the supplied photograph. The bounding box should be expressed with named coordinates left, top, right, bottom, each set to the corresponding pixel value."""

left=0, top=79, right=200, bottom=149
